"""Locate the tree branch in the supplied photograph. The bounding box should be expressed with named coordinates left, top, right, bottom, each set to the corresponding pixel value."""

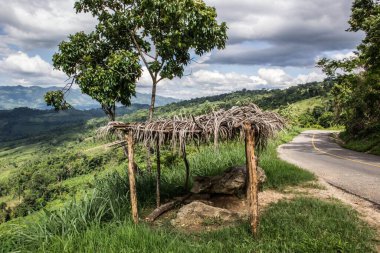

left=130, top=29, right=155, bottom=81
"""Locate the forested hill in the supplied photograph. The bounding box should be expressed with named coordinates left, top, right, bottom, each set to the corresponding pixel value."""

left=0, top=105, right=148, bottom=142
left=157, top=82, right=333, bottom=116
left=0, top=86, right=179, bottom=110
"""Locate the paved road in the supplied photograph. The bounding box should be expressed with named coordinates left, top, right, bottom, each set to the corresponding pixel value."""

left=278, top=130, right=380, bottom=205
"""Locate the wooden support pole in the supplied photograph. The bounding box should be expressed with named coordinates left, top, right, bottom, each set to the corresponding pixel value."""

left=244, top=123, right=259, bottom=237
left=126, top=132, right=139, bottom=224
left=214, top=128, right=219, bottom=149
left=182, top=143, right=190, bottom=190
left=146, top=145, right=152, bottom=174
left=156, top=138, right=161, bottom=208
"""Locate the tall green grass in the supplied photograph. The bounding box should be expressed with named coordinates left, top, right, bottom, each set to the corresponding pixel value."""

left=259, top=128, right=315, bottom=190
left=39, top=198, right=377, bottom=253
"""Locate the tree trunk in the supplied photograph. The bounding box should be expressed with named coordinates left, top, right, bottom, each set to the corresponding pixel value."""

left=244, top=123, right=259, bottom=237
left=126, top=132, right=139, bottom=224
left=149, top=81, right=157, bottom=120
left=156, top=138, right=161, bottom=208
left=146, top=145, right=152, bottom=173
left=182, top=143, right=190, bottom=190
left=146, top=80, right=158, bottom=173
left=145, top=193, right=192, bottom=222
left=102, top=103, right=116, bottom=121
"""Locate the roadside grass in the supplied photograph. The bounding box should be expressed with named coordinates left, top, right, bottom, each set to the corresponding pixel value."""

left=259, top=128, right=315, bottom=190
left=33, top=198, right=377, bottom=253
left=339, top=131, right=380, bottom=156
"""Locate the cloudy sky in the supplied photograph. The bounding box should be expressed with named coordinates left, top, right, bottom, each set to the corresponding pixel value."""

left=0, top=0, right=362, bottom=99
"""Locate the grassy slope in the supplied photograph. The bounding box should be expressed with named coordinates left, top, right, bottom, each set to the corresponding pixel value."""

left=43, top=198, right=375, bottom=253
left=339, top=131, right=380, bottom=156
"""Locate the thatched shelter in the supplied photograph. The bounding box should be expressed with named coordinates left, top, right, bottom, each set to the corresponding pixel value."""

left=100, top=104, right=285, bottom=236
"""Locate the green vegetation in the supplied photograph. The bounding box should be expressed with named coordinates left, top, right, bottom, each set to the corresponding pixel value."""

left=47, top=31, right=142, bottom=120
left=3, top=0, right=380, bottom=251
left=0, top=81, right=376, bottom=252
left=48, top=0, right=228, bottom=120
left=118, top=82, right=336, bottom=129
left=1, top=197, right=375, bottom=253
left=3, top=128, right=375, bottom=252
left=319, top=0, right=380, bottom=145
left=0, top=81, right=340, bottom=228
left=259, top=128, right=315, bottom=190
left=340, top=131, right=380, bottom=156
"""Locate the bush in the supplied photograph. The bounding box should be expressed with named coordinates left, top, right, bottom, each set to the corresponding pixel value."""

left=318, top=111, right=335, bottom=128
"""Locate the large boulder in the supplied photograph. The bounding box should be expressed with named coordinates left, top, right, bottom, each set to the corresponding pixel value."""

left=171, top=201, right=245, bottom=229
left=191, top=166, right=266, bottom=195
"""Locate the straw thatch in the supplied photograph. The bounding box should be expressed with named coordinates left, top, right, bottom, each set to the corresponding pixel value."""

left=99, top=104, right=286, bottom=150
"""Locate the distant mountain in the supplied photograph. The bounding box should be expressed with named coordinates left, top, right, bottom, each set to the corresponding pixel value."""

left=0, top=86, right=179, bottom=110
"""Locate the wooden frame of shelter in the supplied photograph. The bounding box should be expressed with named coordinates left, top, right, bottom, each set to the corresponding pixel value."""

left=100, top=104, right=285, bottom=236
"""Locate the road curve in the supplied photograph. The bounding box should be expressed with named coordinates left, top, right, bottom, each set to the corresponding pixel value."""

left=278, top=130, right=380, bottom=205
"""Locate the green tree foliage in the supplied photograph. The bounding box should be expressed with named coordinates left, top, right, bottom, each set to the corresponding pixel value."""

left=74, top=0, right=228, bottom=118
left=47, top=31, right=141, bottom=120
left=318, top=0, right=380, bottom=136
left=44, top=91, right=72, bottom=111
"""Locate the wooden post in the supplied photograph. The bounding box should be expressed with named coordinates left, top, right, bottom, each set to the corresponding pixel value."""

left=146, top=145, right=152, bottom=174
left=214, top=117, right=219, bottom=149
left=244, top=123, right=259, bottom=237
left=182, top=143, right=190, bottom=190
left=156, top=138, right=161, bottom=208
left=126, top=132, right=139, bottom=224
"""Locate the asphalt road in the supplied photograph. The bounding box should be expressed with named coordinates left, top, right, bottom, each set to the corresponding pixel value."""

left=278, top=130, right=380, bottom=205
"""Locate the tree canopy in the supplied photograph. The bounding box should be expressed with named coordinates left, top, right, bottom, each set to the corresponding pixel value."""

left=46, top=31, right=141, bottom=120
left=318, top=0, right=380, bottom=135
left=74, top=0, right=228, bottom=118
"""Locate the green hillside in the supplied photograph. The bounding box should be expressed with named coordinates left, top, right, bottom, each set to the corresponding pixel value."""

left=0, top=105, right=148, bottom=142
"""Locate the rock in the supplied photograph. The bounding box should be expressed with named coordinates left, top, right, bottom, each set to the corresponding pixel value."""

left=170, top=201, right=246, bottom=229
left=191, top=166, right=267, bottom=195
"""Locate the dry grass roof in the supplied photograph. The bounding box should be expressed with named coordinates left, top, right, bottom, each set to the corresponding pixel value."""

left=99, top=104, right=286, bottom=150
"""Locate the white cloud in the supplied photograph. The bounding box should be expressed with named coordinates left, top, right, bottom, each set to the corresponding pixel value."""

left=291, top=72, right=325, bottom=85
left=1, top=52, right=51, bottom=74
left=0, top=0, right=95, bottom=50
left=331, top=51, right=357, bottom=61
left=257, top=68, right=292, bottom=85
left=137, top=68, right=325, bottom=99
left=11, top=78, right=30, bottom=85
left=0, top=51, right=66, bottom=85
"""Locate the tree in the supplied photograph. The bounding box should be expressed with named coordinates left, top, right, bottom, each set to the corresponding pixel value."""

left=318, top=0, right=380, bottom=136
left=74, top=0, right=228, bottom=119
left=46, top=31, right=141, bottom=121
